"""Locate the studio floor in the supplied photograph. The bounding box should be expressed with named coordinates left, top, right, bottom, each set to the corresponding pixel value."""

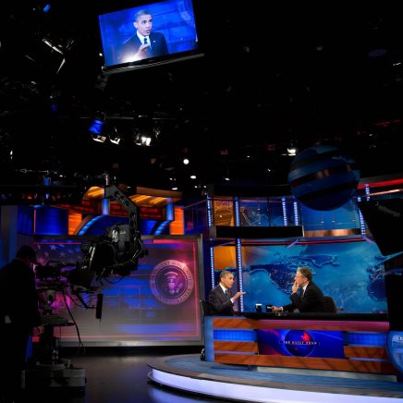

left=23, top=346, right=403, bottom=403
left=25, top=346, right=224, bottom=403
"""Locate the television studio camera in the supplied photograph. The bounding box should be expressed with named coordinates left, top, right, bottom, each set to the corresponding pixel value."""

left=26, top=185, right=146, bottom=394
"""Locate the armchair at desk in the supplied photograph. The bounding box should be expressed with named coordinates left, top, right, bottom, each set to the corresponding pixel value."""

left=322, top=296, right=337, bottom=313
left=200, top=299, right=212, bottom=316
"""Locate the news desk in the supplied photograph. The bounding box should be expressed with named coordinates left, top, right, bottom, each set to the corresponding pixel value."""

left=203, top=313, right=399, bottom=375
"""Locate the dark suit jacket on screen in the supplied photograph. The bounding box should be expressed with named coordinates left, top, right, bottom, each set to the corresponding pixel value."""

left=208, top=285, right=234, bottom=316
left=119, top=32, right=168, bottom=63
left=283, top=282, right=325, bottom=313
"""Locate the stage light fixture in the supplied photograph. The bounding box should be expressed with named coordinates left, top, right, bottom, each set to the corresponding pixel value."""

left=287, top=147, right=297, bottom=156
left=42, top=3, right=51, bottom=13
left=109, top=126, right=121, bottom=145
left=89, top=116, right=104, bottom=134
left=92, top=134, right=107, bottom=143
left=89, top=116, right=107, bottom=143
left=134, top=133, right=152, bottom=147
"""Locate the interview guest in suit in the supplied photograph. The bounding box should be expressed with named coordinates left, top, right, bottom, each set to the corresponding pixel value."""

left=208, top=270, right=245, bottom=315
left=119, top=9, right=168, bottom=63
left=272, top=266, right=325, bottom=313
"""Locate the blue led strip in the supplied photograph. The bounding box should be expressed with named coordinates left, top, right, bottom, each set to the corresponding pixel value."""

left=206, top=196, right=213, bottom=227
left=233, top=197, right=244, bottom=312
left=207, top=196, right=215, bottom=288
left=357, top=201, right=367, bottom=235
left=236, top=238, right=244, bottom=312
left=214, top=329, right=256, bottom=341
left=293, top=200, right=299, bottom=226
left=281, top=197, right=288, bottom=226
left=210, top=246, right=215, bottom=289
left=233, top=197, right=241, bottom=227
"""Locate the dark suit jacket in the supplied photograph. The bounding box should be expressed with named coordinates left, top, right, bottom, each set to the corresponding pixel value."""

left=119, top=32, right=168, bottom=63
left=208, top=285, right=234, bottom=316
left=283, top=282, right=325, bottom=313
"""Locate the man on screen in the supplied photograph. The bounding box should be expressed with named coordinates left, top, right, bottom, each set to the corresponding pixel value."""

left=119, top=9, right=168, bottom=63
left=272, top=266, right=326, bottom=313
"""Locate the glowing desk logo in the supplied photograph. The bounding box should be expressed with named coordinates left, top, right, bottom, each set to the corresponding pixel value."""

left=257, top=329, right=344, bottom=358
left=282, top=330, right=318, bottom=356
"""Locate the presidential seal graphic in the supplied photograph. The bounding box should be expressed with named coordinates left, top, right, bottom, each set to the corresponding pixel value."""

left=150, top=260, right=194, bottom=305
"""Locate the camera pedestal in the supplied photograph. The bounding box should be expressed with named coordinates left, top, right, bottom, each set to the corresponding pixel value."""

left=26, top=360, right=86, bottom=393
left=26, top=321, right=86, bottom=395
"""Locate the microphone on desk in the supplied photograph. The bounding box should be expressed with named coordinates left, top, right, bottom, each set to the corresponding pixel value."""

left=255, top=304, right=275, bottom=313
left=255, top=303, right=262, bottom=313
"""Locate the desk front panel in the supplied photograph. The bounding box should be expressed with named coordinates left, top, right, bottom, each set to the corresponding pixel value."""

left=205, top=316, right=396, bottom=374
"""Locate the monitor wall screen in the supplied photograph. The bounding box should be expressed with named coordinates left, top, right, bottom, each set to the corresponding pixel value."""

left=241, top=240, right=387, bottom=314
left=98, top=0, right=200, bottom=70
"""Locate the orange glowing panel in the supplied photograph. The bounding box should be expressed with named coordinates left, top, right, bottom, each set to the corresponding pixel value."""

left=214, top=246, right=236, bottom=270
left=170, top=207, right=184, bottom=235
left=68, top=211, right=83, bottom=235
left=213, top=199, right=234, bottom=226
left=84, top=186, right=105, bottom=199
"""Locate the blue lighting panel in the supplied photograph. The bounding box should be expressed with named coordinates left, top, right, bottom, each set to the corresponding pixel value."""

left=17, top=206, right=34, bottom=234
left=345, top=332, right=387, bottom=347
left=34, top=206, right=68, bottom=235
left=213, top=329, right=256, bottom=342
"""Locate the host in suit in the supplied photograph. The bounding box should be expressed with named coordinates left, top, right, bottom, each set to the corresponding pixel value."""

left=208, top=270, right=245, bottom=315
left=119, top=9, right=169, bottom=64
left=272, top=266, right=326, bottom=313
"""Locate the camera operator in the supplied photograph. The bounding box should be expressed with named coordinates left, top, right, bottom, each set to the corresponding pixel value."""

left=0, top=245, right=42, bottom=403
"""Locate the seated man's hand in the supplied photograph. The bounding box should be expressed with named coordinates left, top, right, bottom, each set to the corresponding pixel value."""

left=233, top=291, right=246, bottom=301
left=292, top=281, right=299, bottom=294
left=136, top=43, right=151, bottom=59
left=271, top=306, right=283, bottom=312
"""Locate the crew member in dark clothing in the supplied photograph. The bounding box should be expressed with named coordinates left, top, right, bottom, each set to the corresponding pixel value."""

left=0, top=245, right=41, bottom=403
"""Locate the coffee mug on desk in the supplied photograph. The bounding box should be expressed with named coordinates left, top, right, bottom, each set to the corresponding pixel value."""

left=255, top=303, right=262, bottom=313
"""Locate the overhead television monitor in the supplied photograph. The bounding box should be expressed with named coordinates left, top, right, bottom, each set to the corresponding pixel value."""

left=98, top=0, right=203, bottom=73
